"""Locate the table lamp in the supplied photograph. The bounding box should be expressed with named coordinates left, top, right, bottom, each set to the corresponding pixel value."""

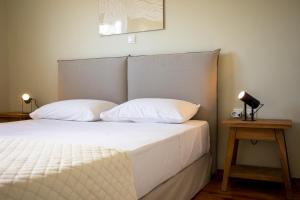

left=21, top=93, right=39, bottom=113
left=238, top=91, right=263, bottom=121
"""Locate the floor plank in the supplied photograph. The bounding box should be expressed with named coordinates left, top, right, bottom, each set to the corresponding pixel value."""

left=193, top=175, right=300, bottom=200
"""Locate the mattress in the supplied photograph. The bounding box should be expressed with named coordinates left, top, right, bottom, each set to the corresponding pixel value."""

left=0, top=119, right=210, bottom=198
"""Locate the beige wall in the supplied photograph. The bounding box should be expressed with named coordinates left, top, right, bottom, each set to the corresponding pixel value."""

left=0, top=0, right=8, bottom=112
left=5, top=0, right=300, bottom=177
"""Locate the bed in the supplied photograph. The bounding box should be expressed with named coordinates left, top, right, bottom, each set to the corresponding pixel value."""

left=0, top=50, right=220, bottom=200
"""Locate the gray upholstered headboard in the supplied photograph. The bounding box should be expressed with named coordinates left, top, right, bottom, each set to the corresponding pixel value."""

left=58, top=50, right=220, bottom=172
left=58, top=57, right=127, bottom=104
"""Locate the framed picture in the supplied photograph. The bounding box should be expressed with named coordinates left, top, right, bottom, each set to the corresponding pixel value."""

left=99, top=0, right=164, bottom=36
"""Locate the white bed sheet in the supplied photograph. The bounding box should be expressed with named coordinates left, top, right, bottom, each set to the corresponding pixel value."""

left=0, top=119, right=210, bottom=198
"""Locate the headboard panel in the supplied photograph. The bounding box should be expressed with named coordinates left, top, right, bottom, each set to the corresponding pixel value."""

left=127, top=50, right=220, bottom=172
left=58, top=57, right=127, bottom=104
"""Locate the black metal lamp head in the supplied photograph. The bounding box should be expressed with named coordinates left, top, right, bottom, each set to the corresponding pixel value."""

left=22, top=94, right=32, bottom=104
left=238, top=91, right=263, bottom=121
left=238, top=91, right=260, bottom=109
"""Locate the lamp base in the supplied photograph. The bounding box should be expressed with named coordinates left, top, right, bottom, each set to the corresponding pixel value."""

left=21, top=99, right=33, bottom=113
left=242, top=103, right=256, bottom=121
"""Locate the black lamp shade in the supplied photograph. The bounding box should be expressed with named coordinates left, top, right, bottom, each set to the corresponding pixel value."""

left=238, top=91, right=260, bottom=109
left=24, top=98, right=32, bottom=104
left=22, top=94, right=32, bottom=104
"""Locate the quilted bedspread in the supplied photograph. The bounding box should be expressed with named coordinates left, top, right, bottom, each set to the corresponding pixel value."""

left=0, top=139, right=137, bottom=200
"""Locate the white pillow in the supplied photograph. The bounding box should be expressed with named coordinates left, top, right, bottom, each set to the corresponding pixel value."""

left=30, top=99, right=117, bottom=122
left=100, top=98, right=200, bottom=124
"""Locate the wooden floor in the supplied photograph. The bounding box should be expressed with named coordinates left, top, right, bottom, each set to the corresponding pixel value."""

left=193, top=175, right=300, bottom=200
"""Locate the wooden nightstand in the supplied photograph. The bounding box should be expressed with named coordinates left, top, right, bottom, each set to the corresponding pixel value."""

left=222, top=119, right=292, bottom=199
left=0, top=112, right=31, bottom=123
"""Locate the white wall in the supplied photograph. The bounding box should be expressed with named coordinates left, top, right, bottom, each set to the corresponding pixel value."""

left=0, top=0, right=8, bottom=112
left=6, top=0, right=300, bottom=177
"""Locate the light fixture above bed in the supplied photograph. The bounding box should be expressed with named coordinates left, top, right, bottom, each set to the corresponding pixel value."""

left=21, top=93, right=39, bottom=113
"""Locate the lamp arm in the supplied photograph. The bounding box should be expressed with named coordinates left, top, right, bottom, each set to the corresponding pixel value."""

left=33, top=98, right=39, bottom=108
left=254, top=103, right=264, bottom=114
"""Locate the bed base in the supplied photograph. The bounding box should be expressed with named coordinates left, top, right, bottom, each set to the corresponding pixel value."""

left=140, top=153, right=212, bottom=200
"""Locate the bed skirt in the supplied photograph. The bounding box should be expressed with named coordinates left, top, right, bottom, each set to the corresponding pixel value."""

left=140, top=153, right=212, bottom=200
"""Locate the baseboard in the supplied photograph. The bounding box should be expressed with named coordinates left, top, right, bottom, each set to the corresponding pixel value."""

left=212, top=169, right=223, bottom=180
left=294, top=178, right=300, bottom=189
left=214, top=169, right=300, bottom=189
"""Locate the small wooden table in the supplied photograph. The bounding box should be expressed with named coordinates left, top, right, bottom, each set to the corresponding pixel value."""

left=0, top=112, right=31, bottom=123
left=222, top=119, right=292, bottom=199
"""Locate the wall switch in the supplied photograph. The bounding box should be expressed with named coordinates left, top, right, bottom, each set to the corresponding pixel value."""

left=231, top=108, right=257, bottom=119
left=231, top=108, right=243, bottom=118
left=128, top=34, right=136, bottom=44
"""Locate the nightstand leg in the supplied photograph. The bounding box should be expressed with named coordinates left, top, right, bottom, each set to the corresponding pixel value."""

left=222, top=128, right=237, bottom=191
left=275, top=129, right=292, bottom=199
left=232, top=139, right=239, bottom=165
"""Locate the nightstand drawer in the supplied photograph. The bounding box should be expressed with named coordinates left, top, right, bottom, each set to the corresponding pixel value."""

left=235, top=128, right=276, bottom=141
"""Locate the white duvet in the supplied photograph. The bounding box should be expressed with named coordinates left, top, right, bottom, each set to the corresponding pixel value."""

left=0, top=119, right=210, bottom=198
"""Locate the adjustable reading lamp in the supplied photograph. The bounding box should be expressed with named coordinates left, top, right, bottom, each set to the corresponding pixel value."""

left=21, top=93, right=39, bottom=113
left=238, top=91, right=264, bottom=121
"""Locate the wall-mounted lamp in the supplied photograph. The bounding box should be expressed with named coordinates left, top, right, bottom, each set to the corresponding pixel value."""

left=238, top=91, right=264, bottom=121
left=21, top=93, right=39, bottom=113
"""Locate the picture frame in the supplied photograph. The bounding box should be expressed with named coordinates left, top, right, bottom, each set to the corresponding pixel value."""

left=99, top=0, right=165, bottom=36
